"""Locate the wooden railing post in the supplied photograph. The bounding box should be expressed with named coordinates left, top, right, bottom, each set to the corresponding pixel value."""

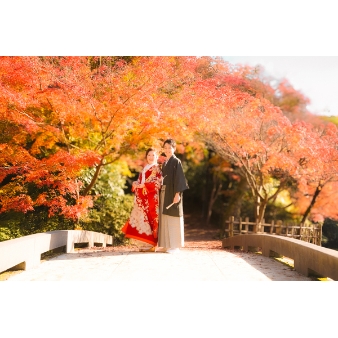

left=229, top=216, right=234, bottom=237
left=270, top=220, right=274, bottom=234
left=305, top=227, right=309, bottom=242
left=312, top=225, right=315, bottom=244
left=276, top=220, right=282, bottom=235
left=286, top=222, right=289, bottom=237
left=245, top=217, right=249, bottom=233
left=259, top=218, right=265, bottom=233
left=312, top=225, right=316, bottom=245
left=313, top=224, right=321, bottom=246
left=223, top=218, right=229, bottom=238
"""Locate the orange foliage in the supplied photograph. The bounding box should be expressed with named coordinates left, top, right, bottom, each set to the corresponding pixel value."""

left=1, top=56, right=336, bottom=224
left=0, top=56, right=203, bottom=218
left=288, top=122, right=338, bottom=222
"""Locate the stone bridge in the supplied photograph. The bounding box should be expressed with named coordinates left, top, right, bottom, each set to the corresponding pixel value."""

left=1, top=228, right=337, bottom=281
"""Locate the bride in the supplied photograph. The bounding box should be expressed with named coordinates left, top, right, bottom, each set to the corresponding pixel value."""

left=121, top=148, right=163, bottom=252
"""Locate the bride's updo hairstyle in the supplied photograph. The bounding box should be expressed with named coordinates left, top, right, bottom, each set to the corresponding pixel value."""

left=145, top=148, right=156, bottom=157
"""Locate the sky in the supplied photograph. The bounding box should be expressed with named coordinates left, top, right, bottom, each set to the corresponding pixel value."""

left=221, top=56, right=338, bottom=117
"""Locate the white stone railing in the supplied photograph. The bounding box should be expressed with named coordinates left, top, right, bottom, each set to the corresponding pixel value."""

left=0, top=230, right=113, bottom=273
left=222, top=234, right=338, bottom=280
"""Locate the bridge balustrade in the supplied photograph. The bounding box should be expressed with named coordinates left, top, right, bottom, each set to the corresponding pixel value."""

left=224, top=216, right=322, bottom=245
left=0, top=230, right=113, bottom=274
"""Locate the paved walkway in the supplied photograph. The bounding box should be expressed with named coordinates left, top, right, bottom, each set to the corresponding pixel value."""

left=3, top=217, right=314, bottom=282
left=6, top=247, right=311, bottom=281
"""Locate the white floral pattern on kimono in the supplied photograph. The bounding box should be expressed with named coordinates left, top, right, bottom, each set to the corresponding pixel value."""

left=129, top=198, right=153, bottom=236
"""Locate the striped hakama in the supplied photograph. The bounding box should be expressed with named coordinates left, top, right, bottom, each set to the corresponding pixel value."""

left=158, top=186, right=184, bottom=249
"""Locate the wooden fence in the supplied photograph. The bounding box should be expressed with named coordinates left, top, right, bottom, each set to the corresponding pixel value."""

left=224, top=216, right=322, bottom=246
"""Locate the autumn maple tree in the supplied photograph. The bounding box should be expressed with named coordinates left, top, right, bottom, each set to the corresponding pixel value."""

left=0, top=56, right=205, bottom=221
left=181, top=67, right=299, bottom=225
left=288, top=121, right=338, bottom=224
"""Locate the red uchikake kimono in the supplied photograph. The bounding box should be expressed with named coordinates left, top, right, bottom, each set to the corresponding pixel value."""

left=122, top=164, right=162, bottom=246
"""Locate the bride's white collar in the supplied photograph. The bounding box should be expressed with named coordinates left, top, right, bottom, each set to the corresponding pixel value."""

left=141, top=163, right=156, bottom=183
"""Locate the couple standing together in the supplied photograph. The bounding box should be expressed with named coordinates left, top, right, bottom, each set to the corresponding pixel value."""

left=121, top=139, right=189, bottom=253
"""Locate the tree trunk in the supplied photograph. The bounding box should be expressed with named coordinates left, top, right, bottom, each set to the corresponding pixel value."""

left=254, top=194, right=267, bottom=230
left=206, top=173, right=222, bottom=227
left=82, top=160, right=104, bottom=196
left=300, top=182, right=323, bottom=225
left=202, top=151, right=213, bottom=221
